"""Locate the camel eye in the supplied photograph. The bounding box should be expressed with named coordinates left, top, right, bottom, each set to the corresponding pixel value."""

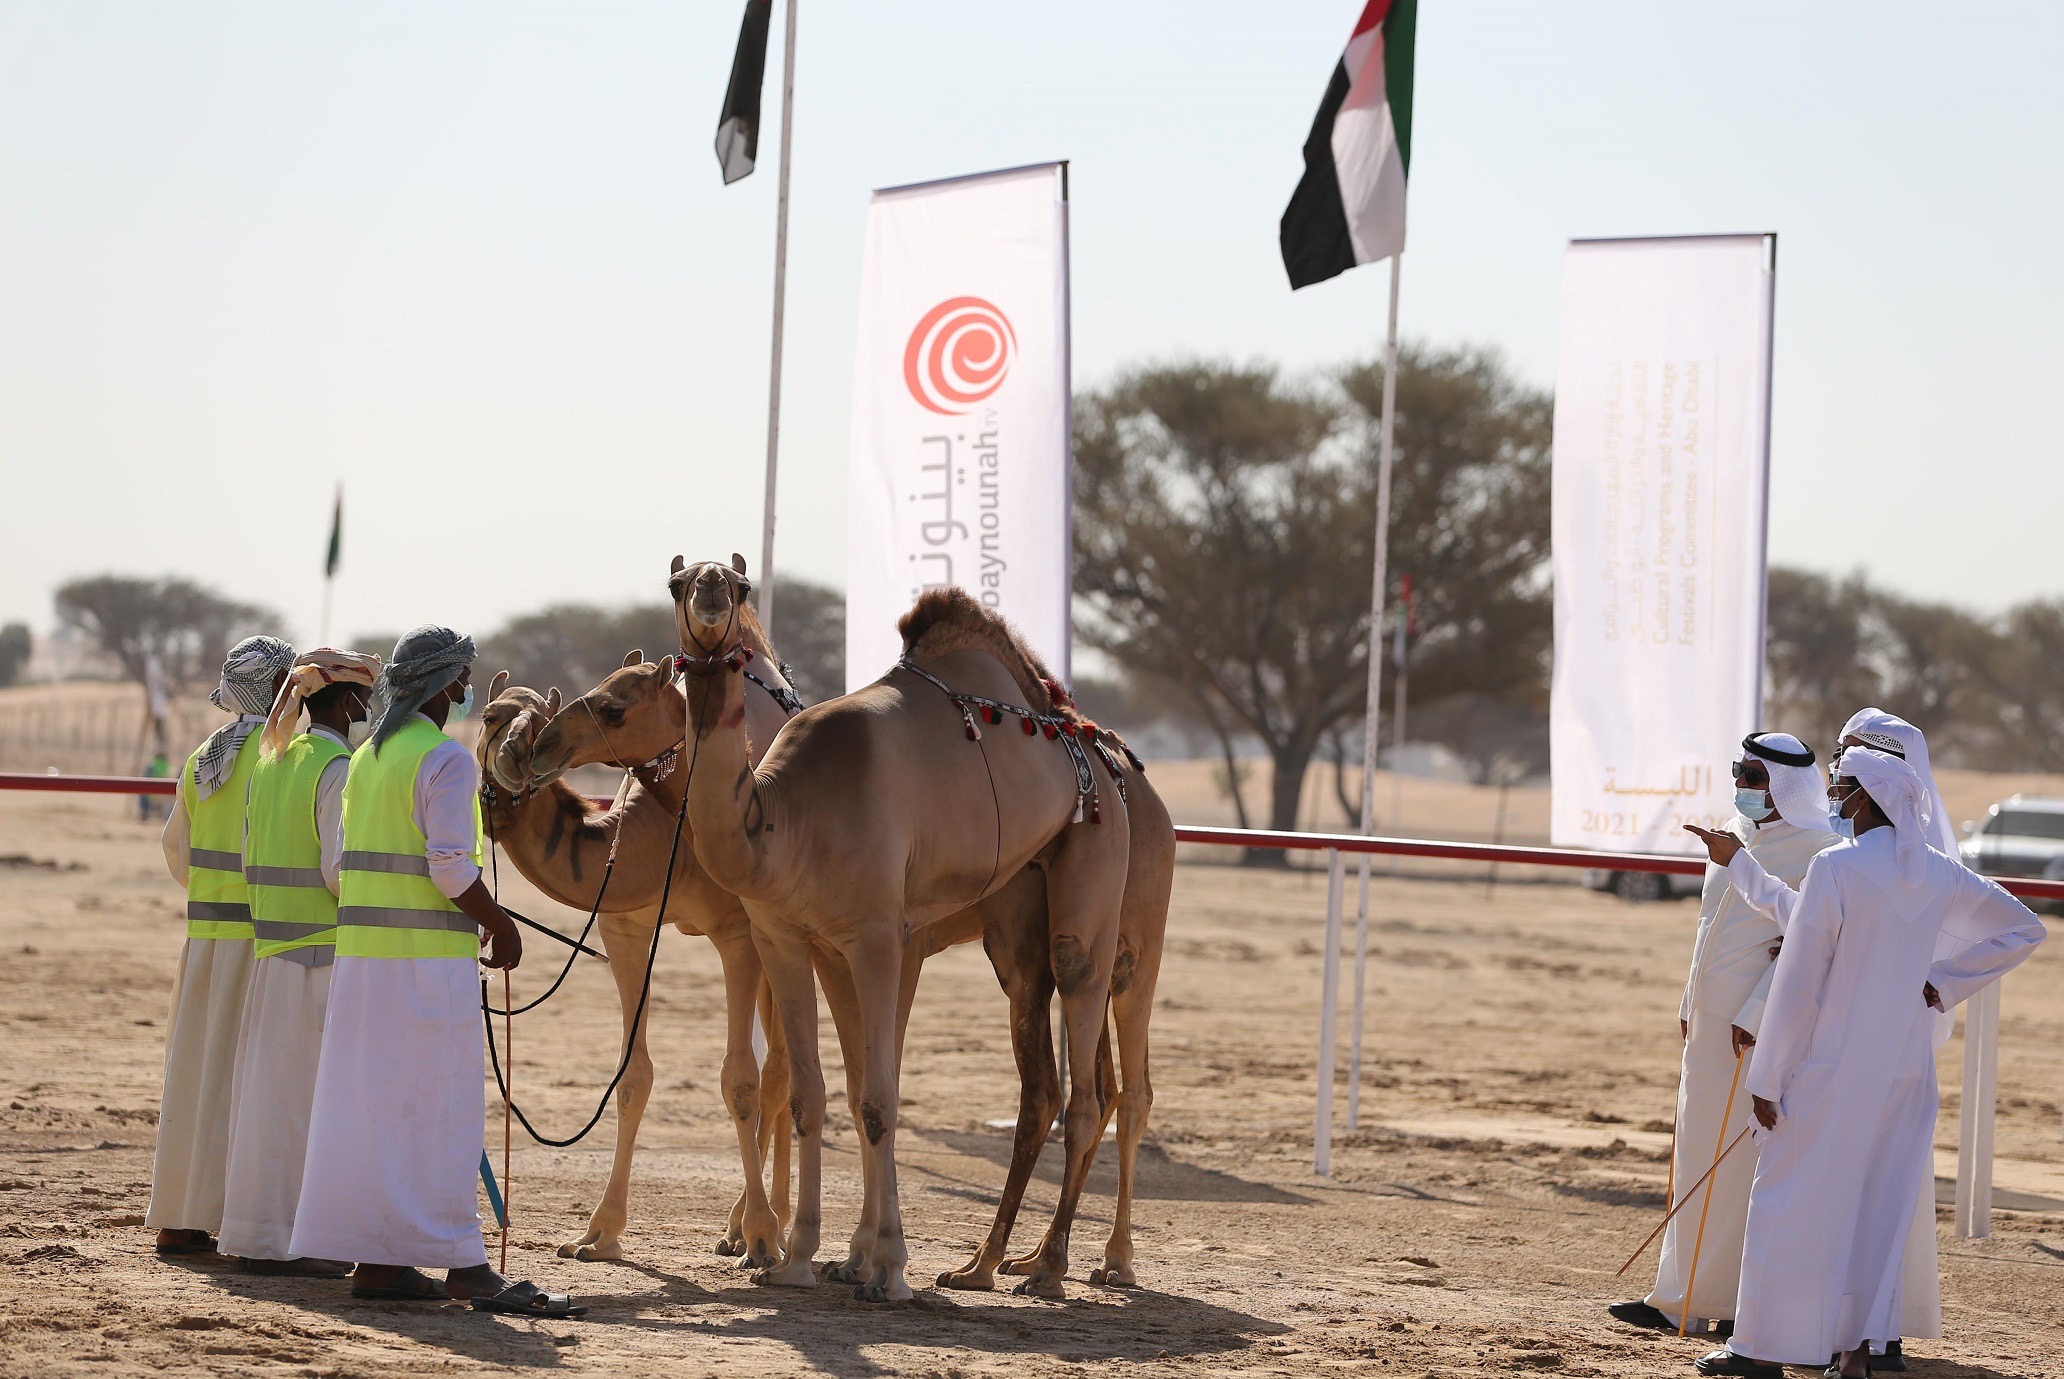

left=600, top=705, right=625, bottom=727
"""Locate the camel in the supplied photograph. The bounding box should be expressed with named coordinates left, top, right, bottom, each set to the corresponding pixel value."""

left=668, top=553, right=1168, bottom=1301
left=472, top=663, right=797, bottom=1266
left=524, top=632, right=1178, bottom=1295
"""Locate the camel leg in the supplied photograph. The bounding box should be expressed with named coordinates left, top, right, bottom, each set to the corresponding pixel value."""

left=557, top=912, right=660, bottom=1263
left=708, top=923, right=784, bottom=1268
left=939, top=879, right=1061, bottom=1291
left=843, top=932, right=915, bottom=1302
left=756, top=977, right=794, bottom=1235
left=752, top=927, right=823, bottom=1289
left=1001, top=1017, right=1115, bottom=1278
left=811, top=951, right=876, bottom=1285
left=1013, top=844, right=1125, bottom=1300
left=1091, top=935, right=1160, bottom=1288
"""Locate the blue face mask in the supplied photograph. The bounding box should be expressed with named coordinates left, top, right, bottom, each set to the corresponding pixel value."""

left=1734, top=788, right=1774, bottom=823
left=447, top=683, right=475, bottom=722
left=1828, top=788, right=1858, bottom=839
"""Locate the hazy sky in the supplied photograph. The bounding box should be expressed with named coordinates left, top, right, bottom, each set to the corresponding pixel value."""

left=3, top=1, right=2060, bottom=650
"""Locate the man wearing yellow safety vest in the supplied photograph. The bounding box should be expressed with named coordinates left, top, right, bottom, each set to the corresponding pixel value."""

left=217, top=648, right=381, bottom=1275
left=289, top=626, right=583, bottom=1317
left=150, top=634, right=296, bottom=1257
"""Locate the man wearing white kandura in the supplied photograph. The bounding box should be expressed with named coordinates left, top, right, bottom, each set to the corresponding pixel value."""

left=148, top=635, right=296, bottom=1258
left=1610, top=732, right=1832, bottom=1339
left=216, top=648, right=380, bottom=1275
left=1694, top=748, right=2043, bottom=1379
left=1687, top=709, right=1964, bottom=1371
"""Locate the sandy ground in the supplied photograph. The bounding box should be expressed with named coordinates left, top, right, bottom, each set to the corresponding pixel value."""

left=4, top=785, right=2063, bottom=1379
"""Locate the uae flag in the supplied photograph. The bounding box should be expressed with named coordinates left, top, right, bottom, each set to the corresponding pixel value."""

left=714, top=0, right=773, bottom=185
left=1280, top=0, right=1418, bottom=289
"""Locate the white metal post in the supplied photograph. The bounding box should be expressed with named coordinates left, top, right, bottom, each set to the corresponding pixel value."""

left=1315, top=848, right=1345, bottom=1175
left=1343, top=253, right=1402, bottom=1132
left=755, top=0, right=798, bottom=636
left=1954, top=983, right=2000, bottom=1237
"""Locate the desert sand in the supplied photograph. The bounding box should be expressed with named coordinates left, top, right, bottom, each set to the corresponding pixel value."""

left=3, top=776, right=2061, bottom=1378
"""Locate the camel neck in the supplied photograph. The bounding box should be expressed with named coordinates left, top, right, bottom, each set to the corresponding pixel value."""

left=683, top=660, right=774, bottom=899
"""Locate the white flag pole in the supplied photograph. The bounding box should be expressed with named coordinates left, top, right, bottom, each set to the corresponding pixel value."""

left=1341, top=253, right=1402, bottom=1137
left=756, top=0, right=798, bottom=636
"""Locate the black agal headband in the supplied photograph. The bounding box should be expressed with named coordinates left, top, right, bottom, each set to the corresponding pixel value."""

left=1742, top=733, right=1815, bottom=769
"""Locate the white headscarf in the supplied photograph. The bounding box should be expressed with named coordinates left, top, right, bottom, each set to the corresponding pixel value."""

left=1741, top=731, right=1827, bottom=831
left=1837, top=707, right=1957, bottom=853
left=1838, top=746, right=1937, bottom=888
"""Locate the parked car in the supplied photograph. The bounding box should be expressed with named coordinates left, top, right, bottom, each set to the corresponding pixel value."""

left=1961, top=795, right=2064, bottom=885
left=1580, top=866, right=1704, bottom=902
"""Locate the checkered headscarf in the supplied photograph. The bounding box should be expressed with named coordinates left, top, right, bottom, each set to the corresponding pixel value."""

left=194, top=635, right=295, bottom=799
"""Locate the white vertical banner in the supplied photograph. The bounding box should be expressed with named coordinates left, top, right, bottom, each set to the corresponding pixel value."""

left=845, top=162, right=1071, bottom=690
left=1550, top=234, right=1776, bottom=853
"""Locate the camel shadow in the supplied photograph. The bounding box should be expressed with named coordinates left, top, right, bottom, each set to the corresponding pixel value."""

left=913, top=1125, right=1312, bottom=1206
left=615, top=1275, right=1291, bottom=1378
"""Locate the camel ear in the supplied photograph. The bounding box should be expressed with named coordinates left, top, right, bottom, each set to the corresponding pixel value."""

left=622, top=648, right=642, bottom=668
left=545, top=686, right=561, bottom=716
left=731, top=552, right=748, bottom=576
left=671, top=554, right=686, bottom=576
left=488, top=670, right=510, bottom=703
left=655, top=654, right=674, bottom=680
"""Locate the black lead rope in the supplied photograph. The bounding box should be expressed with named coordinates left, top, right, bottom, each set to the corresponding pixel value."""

left=478, top=685, right=705, bottom=1147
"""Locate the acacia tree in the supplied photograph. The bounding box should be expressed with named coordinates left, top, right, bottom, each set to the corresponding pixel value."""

left=54, top=575, right=277, bottom=689
left=1074, top=347, right=1555, bottom=851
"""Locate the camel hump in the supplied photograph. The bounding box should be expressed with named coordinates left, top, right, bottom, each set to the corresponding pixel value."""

left=897, top=587, right=1062, bottom=714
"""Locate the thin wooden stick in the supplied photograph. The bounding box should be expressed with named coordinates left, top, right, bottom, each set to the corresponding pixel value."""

left=1679, top=1049, right=1746, bottom=1336
left=1615, top=1124, right=1755, bottom=1276
left=501, top=966, right=512, bottom=1276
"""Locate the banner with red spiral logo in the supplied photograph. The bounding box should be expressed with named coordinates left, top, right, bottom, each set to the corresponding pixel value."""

left=846, top=164, right=1071, bottom=690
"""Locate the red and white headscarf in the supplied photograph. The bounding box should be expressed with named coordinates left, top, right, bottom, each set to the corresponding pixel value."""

left=261, top=648, right=383, bottom=759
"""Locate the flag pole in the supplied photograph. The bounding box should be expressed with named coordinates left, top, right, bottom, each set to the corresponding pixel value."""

left=755, top=0, right=798, bottom=637
left=1343, top=252, right=1401, bottom=1134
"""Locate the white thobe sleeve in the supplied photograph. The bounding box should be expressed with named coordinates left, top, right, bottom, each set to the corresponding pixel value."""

left=414, top=736, right=483, bottom=900
left=1734, top=964, right=1773, bottom=1038
left=1744, top=854, right=1842, bottom=1111
left=1725, top=849, right=1800, bottom=932
left=1927, top=869, right=2046, bottom=1011
left=161, top=794, right=190, bottom=888
left=315, top=755, right=349, bottom=896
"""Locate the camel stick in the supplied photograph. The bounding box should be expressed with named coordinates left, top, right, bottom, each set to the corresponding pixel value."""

left=1615, top=1124, right=1755, bottom=1277
left=1679, top=1048, right=1746, bottom=1337
left=501, top=906, right=608, bottom=961
left=502, top=967, right=512, bottom=1275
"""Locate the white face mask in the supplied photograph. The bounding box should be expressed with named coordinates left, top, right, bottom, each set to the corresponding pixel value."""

left=346, top=719, right=372, bottom=750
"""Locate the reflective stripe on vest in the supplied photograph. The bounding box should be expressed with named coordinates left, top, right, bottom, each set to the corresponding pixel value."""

left=243, top=732, right=350, bottom=960
left=336, top=718, right=482, bottom=960
left=179, top=732, right=263, bottom=942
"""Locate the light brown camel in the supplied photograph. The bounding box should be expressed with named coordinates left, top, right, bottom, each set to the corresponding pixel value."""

left=526, top=633, right=1178, bottom=1294
left=473, top=664, right=794, bottom=1266
left=669, top=554, right=1146, bottom=1302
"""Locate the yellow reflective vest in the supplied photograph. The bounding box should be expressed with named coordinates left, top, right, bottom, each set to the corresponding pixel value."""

left=243, top=732, right=349, bottom=962
left=178, top=730, right=262, bottom=942
left=336, top=718, right=482, bottom=960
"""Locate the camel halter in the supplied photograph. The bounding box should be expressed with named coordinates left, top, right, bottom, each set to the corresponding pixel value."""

left=577, top=689, right=683, bottom=783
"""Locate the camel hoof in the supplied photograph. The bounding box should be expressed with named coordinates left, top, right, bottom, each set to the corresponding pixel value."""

left=935, top=1267, right=997, bottom=1292
left=559, top=1241, right=622, bottom=1262
left=998, top=1255, right=1038, bottom=1276
left=854, top=1280, right=914, bottom=1304
left=752, top=1260, right=819, bottom=1289
left=1012, top=1272, right=1068, bottom=1301
left=1089, top=1265, right=1138, bottom=1289
left=714, top=1235, right=746, bottom=1257
left=822, top=1259, right=864, bottom=1286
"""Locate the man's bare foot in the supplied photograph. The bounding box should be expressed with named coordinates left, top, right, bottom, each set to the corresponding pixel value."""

left=444, top=1263, right=510, bottom=1300
left=154, top=1228, right=215, bottom=1256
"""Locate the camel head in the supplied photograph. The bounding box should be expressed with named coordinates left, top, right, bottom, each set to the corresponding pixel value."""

left=476, top=669, right=561, bottom=794
left=528, top=649, right=683, bottom=786
left=669, top=552, right=755, bottom=665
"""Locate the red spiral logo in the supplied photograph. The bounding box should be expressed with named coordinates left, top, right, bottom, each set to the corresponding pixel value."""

left=903, top=296, right=1017, bottom=415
